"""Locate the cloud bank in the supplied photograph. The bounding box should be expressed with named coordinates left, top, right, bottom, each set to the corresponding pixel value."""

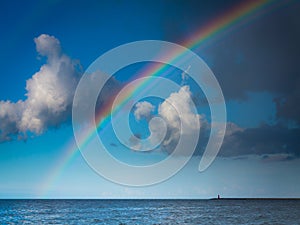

left=220, top=123, right=300, bottom=160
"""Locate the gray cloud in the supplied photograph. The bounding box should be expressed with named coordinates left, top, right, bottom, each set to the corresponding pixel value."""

left=220, top=123, right=300, bottom=159
left=203, top=2, right=300, bottom=125
left=162, top=1, right=300, bottom=125
left=190, top=122, right=300, bottom=161
left=0, top=100, right=25, bottom=141
left=128, top=133, right=142, bottom=150
left=162, top=0, right=240, bottom=43
left=211, top=13, right=300, bottom=100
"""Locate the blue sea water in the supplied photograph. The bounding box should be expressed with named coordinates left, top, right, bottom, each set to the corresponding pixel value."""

left=0, top=199, right=299, bottom=224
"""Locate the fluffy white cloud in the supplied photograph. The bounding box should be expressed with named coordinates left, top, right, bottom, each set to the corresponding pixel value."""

left=134, top=101, right=154, bottom=121
left=0, top=34, right=81, bottom=141
left=34, top=34, right=61, bottom=60
left=158, top=85, right=200, bottom=153
left=132, top=86, right=201, bottom=154
left=21, top=35, right=80, bottom=134
left=159, top=86, right=200, bottom=131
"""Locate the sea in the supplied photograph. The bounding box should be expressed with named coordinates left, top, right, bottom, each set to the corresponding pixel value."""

left=0, top=199, right=299, bottom=224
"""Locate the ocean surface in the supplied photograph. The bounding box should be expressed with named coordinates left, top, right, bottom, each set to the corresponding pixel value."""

left=0, top=199, right=299, bottom=224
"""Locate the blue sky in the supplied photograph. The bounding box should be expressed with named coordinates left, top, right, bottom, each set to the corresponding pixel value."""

left=0, top=0, right=300, bottom=198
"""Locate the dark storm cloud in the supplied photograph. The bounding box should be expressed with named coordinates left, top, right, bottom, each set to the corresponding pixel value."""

left=209, top=2, right=300, bottom=103
left=163, top=1, right=300, bottom=124
left=192, top=122, right=300, bottom=159
left=159, top=1, right=300, bottom=160
left=220, top=124, right=300, bottom=158
left=162, top=0, right=241, bottom=43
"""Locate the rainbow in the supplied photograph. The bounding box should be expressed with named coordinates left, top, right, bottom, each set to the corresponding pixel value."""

left=40, top=0, right=275, bottom=197
left=94, top=0, right=275, bottom=131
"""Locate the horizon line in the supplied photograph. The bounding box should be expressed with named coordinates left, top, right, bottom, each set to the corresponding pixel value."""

left=1, top=197, right=300, bottom=200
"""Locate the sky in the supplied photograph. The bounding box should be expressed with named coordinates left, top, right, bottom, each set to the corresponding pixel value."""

left=0, top=0, right=300, bottom=199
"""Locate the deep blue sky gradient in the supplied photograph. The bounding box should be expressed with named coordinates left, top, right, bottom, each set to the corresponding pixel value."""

left=0, top=0, right=299, bottom=198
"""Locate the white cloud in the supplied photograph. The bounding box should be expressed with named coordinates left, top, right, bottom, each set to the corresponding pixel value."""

left=159, top=86, right=200, bottom=131
left=158, top=86, right=200, bottom=153
left=134, top=101, right=155, bottom=121
left=0, top=34, right=81, bottom=140
left=34, top=34, right=61, bottom=60
left=131, top=86, right=200, bottom=154
left=130, top=86, right=201, bottom=154
left=20, top=35, right=80, bottom=134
